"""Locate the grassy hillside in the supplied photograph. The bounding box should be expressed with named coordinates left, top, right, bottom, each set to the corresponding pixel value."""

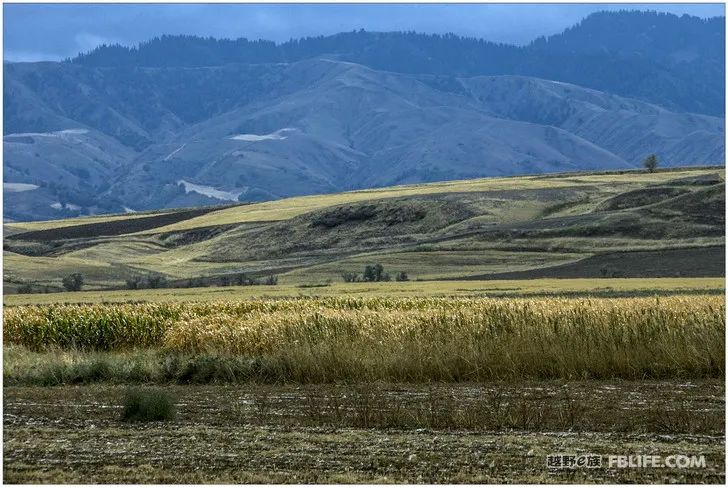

left=4, top=166, right=724, bottom=298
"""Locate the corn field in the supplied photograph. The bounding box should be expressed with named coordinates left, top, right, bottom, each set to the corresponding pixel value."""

left=4, top=296, right=724, bottom=381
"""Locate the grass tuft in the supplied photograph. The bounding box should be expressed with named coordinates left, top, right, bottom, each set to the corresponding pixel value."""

left=121, top=388, right=176, bottom=422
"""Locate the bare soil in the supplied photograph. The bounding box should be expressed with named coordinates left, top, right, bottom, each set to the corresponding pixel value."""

left=4, top=381, right=724, bottom=483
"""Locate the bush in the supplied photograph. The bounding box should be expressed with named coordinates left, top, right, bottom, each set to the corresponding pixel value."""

left=121, top=388, right=176, bottom=422
left=234, top=273, right=261, bottom=286
left=395, top=271, right=409, bottom=282
left=146, top=275, right=167, bottom=289
left=125, top=277, right=142, bottom=289
left=341, top=272, right=360, bottom=283
left=17, top=283, right=35, bottom=294
left=62, top=273, right=84, bottom=292
left=265, top=275, right=278, bottom=286
left=363, top=265, right=377, bottom=282
left=362, top=264, right=392, bottom=282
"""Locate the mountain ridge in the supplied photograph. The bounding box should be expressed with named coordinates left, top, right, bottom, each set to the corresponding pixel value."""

left=3, top=10, right=725, bottom=221
left=65, top=10, right=726, bottom=116
left=4, top=58, right=724, bottom=221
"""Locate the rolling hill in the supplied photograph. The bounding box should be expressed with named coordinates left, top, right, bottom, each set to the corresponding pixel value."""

left=4, top=167, right=724, bottom=295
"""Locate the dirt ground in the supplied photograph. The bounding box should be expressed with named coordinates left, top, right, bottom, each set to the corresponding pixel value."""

left=3, top=381, right=725, bottom=483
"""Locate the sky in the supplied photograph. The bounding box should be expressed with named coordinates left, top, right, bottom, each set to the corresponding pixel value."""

left=4, top=3, right=725, bottom=62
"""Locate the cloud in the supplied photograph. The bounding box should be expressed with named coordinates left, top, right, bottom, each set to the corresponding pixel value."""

left=3, top=49, right=63, bottom=63
left=74, top=32, right=122, bottom=53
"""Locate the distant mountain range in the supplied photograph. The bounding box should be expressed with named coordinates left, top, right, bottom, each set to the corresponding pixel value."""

left=3, top=10, right=725, bottom=221
left=68, top=10, right=727, bottom=116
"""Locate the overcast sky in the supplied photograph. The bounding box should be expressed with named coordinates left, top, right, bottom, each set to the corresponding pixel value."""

left=4, top=3, right=725, bottom=62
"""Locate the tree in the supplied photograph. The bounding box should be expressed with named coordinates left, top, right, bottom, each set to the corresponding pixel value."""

left=62, top=273, right=84, bottom=292
left=341, top=272, right=359, bottom=283
left=643, top=154, right=658, bottom=173
left=363, top=265, right=378, bottom=282
left=125, top=277, right=142, bottom=289
left=146, top=275, right=167, bottom=289
left=361, top=264, right=395, bottom=282
left=17, top=283, right=34, bottom=294
left=395, top=271, right=409, bottom=282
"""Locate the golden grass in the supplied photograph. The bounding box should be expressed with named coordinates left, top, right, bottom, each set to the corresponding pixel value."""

left=9, top=168, right=718, bottom=235
left=4, top=295, right=724, bottom=381
left=279, top=250, right=587, bottom=283
left=146, top=169, right=722, bottom=234
left=4, top=277, right=724, bottom=306
left=5, top=209, right=176, bottom=232
left=3, top=251, right=118, bottom=287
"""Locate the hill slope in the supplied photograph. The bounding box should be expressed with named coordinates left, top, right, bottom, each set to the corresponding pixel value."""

left=4, top=58, right=724, bottom=221
left=4, top=167, right=724, bottom=293
left=3, top=11, right=725, bottom=222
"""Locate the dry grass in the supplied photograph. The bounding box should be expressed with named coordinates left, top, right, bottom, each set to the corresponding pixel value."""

left=7, top=167, right=720, bottom=235
left=4, top=277, right=724, bottom=305
left=4, top=296, right=724, bottom=381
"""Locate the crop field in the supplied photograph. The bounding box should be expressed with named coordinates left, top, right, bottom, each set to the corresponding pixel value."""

left=3, top=276, right=724, bottom=305
left=4, top=381, right=724, bottom=483
left=2, top=293, right=726, bottom=482
left=4, top=295, right=724, bottom=382
left=3, top=167, right=725, bottom=483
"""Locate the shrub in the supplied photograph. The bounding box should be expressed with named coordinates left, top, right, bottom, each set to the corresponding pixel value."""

left=62, top=273, right=84, bottom=292
left=362, top=264, right=388, bottom=282
left=341, top=272, right=360, bottom=283
left=234, top=273, right=261, bottom=286
left=17, top=283, right=35, bottom=294
left=121, top=388, right=176, bottom=422
left=146, top=275, right=167, bottom=289
left=125, top=277, right=142, bottom=290
left=265, top=275, right=278, bottom=286
left=395, top=271, right=409, bottom=282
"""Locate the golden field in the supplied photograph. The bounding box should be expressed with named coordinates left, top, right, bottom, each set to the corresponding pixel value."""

left=4, top=276, right=724, bottom=305
left=4, top=295, right=724, bottom=382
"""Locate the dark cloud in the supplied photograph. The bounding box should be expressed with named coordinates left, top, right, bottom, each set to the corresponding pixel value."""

left=4, top=3, right=725, bottom=62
